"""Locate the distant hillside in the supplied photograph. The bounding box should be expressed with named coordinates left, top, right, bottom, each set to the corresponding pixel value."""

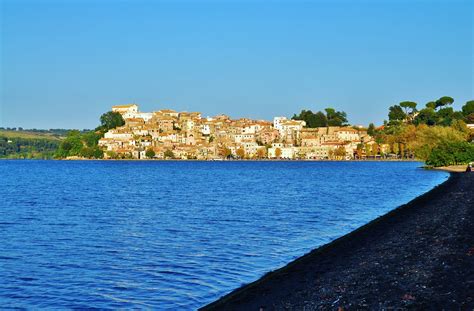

left=0, top=129, right=65, bottom=159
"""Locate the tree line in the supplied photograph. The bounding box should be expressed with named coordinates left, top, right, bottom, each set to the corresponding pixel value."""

left=0, top=136, right=60, bottom=159
left=55, top=111, right=125, bottom=159
left=369, top=98, right=473, bottom=166
left=386, top=97, right=473, bottom=126
left=291, top=98, right=473, bottom=167
left=291, top=108, right=348, bottom=127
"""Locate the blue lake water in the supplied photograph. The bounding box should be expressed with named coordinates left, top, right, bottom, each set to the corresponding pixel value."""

left=0, top=160, right=448, bottom=309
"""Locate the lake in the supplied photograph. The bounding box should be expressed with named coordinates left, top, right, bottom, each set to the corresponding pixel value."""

left=0, top=160, right=449, bottom=309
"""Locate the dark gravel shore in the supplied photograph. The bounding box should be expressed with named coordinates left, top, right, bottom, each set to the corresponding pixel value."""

left=202, top=173, right=474, bottom=310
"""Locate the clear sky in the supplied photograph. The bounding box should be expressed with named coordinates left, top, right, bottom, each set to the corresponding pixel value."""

left=1, top=0, right=472, bottom=129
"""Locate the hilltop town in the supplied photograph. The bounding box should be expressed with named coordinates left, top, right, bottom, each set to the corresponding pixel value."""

left=98, top=104, right=380, bottom=160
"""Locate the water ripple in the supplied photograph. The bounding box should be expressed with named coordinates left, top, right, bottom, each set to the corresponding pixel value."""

left=0, top=160, right=448, bottom=309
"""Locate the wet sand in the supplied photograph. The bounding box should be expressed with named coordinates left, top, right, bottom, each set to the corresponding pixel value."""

left=202, top=173, right=474, bottom=310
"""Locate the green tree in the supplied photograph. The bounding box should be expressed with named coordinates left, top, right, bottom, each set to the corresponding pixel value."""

left=98, top=111, right=125, bottom=132
left=325, top=108, right=348, bottom=126
left=292, top=110, right=328, bottom=127
left=399, top=101, right=417, bottom=115
left=367, top=123, right=376, bottom=136
left=82, top=131, right=101, bottom=147
left=145, top=148, right=156, bottom=158
left=435, top=96, right=454, bottom=110
left=106, top=151, right=118, bottom=159
left=164, top=149, right=175, bottom=159
left=55, top=130, right=84, bottom=158
left=313, top=111, right=328, bottom=127
left=80, top=146, right=103, bottom=159
left=414, top=108, right=438, bottom=126
left=292, top=108, right=347, bottom=127
left=426, top=101, right=437, bottom=110
left=426, top=141, right=474, bottom=167
left=462, top=100, right=474, bottom=123
left=388, top=105, right=406, bottom=123
left=410, top=125, right=469, bottom=160
left=436, top=107, right=464, bottom=126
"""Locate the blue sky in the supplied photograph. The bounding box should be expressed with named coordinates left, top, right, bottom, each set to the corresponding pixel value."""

left=1, top=0, right=472, bottom=129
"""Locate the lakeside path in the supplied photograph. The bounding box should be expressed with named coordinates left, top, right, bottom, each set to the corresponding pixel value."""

left=202, top=173, right=474, bottom=310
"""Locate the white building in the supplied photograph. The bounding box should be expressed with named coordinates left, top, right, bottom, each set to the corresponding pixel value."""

left=273, top=117, right=288, bottom=131
left=335, top=128, right=360, bottom=142
left=201, top=123, right=211, bottom=135
left=112, top=104, right=138, bottom=115
left=268, top=143, right=296, bottom=159
left=103, top=131, right=134, bottom=140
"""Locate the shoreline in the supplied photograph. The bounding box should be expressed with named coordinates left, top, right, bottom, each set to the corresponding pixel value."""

left=201, top=173, right=474, bottom=310
left=0, top=157, right=424, bottom=163
left=1, top=158, right=467, bottom=173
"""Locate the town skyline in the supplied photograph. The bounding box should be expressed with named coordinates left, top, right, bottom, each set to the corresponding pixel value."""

left=89, top=103, right=374, bottom=160
left=1, top=96, right=472, bottom=130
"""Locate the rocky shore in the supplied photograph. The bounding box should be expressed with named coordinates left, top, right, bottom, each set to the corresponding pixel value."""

left=202, top=173, right=474, bottom=310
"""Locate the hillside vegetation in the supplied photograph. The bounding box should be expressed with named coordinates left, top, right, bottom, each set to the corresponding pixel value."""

left=0, top=130, right=62, bottom=159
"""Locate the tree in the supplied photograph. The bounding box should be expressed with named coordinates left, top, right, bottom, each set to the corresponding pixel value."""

left=462, top=100, right=474, bottom=116
left=106, top=151, right=118, bottom=159
left=222, top=147, right=232, bottom=159
left=80, top=146, right=103, bottom=159
left=462, top=100, right=474, bottom=123
left=410, top=125, right=469, bottom=160
left=436, top=107, right=462, bottom=126
left=236, top=148, right=245, bottom=159
left=334, top=146, right=346, bottom=159
left=399, top=101, right=417, bottom=115
left=388, top=105, right=406, bottom=123
left=55, top=130, right=84, bottom=158
left=466, top=114, right=474, bottom=124
left=451, top=119, right=470, bottom=135
left=426, top=141, right=474, bottom=167
left=435, top=96, right=454, bottom=110
left=164, top=149, right=175, bottom=159
left=82, top=131, right=101, bottom=147
left=325, top=108, right=348, bottom=126
left=356, top=143, right=364, bottom=158
left=313, top=111, right=328, bottom=127
left=275, top=147, right=282, bottom=158
left=292, top=108, right=347, bottom=127
left=256, top=147, right=267, bottom=159
left=367, top=123, right=376, bottom=136
left=413, top=108, right=438, bottom=126
left=145, top=148, right=156, bottom=158
left=99, top=111, right=125, bottom=132
left=426, top=101, right=437, bottom=110
left=292, top=110, right=328, bottom=127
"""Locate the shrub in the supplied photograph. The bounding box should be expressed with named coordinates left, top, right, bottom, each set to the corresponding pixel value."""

left=145, top=148, right=156, bottom=158
left=426, top=141, right=474, bottom=167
